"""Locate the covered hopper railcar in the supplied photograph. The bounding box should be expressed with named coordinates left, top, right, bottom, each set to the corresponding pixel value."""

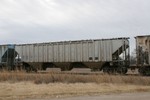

left=136, top=35, right=150, bottom=75
left=14, top=37, right=130, bottom=74
left=0, top=45, right=17, bottom=70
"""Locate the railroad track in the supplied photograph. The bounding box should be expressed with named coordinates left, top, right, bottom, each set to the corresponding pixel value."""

left=37, top=69, right=140, bottom=76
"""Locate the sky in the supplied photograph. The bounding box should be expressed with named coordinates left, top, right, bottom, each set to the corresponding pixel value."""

left=0, top=0, right=150, bottom=51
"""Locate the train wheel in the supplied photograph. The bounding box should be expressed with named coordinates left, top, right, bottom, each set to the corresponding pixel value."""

left=103, top=66, right=109, bottom=74
left=0, top=65, right=2, bottom=70
left=138, top=67, right=146, bottom=76
left=25, top=66, right=31, bottom=73
left=117, top=67, right=128, bottom=75
left=103, top=66, right=116, bottom=74
left=122, top=67, right=128, bottom=74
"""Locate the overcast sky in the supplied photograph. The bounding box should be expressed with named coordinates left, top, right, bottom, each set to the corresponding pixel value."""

left=0, top=0, right=150, bottom=51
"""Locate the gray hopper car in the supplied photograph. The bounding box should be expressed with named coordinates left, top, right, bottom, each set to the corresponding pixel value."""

left=0, top=45, right=17, bottom=70
left=136, top=35, right=150, bottom=75
left=14, top=37, right=130, bottom=74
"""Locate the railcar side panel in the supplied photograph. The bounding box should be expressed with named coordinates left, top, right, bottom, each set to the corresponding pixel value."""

left=15, top=38, right=129, bottom=63
left=14, top=38, right=129, bottom=72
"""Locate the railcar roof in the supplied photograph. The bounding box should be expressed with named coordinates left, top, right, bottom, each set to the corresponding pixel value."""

left=15, top=37, right=129, bottom=46
left=135, top=35, right=150, bottom=38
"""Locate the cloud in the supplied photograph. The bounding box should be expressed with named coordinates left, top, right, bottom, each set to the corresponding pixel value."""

left=0, top=0, right=150, bottom=51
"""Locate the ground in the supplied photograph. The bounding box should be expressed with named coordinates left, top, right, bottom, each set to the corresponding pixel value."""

left=0, top=82, right=150, bottom=100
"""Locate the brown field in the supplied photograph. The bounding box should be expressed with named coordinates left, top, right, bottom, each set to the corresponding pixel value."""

left=0, top=71, right=150, bottom=100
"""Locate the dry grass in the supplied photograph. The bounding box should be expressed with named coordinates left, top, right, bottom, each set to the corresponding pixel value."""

left=0, top=71, right=150, bottom=85
left=0, top=82, right=150, bottom=100
left=0, top=71, right=150, bottom=100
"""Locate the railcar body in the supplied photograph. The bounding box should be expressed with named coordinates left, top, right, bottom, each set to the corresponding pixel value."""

left=0, top=45, right=16, bottom=70
left=14, top=37, right=130, bottom=73
left=136, top=35, right=150, bottom=75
